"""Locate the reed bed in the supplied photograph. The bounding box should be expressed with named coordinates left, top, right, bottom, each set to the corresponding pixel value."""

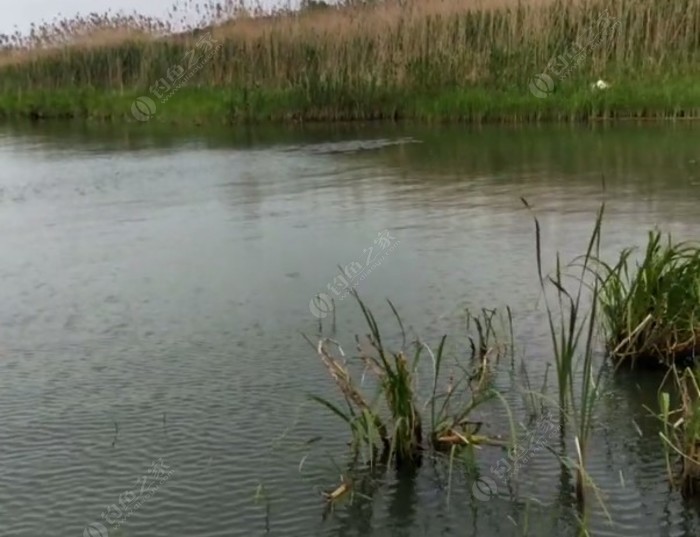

left=1, top=0, right=700, bottom=121
left=596, top=231, right=700, bottom=368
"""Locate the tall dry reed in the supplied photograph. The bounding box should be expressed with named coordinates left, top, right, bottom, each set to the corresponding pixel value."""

left=0, top=0, right=698, bottom=98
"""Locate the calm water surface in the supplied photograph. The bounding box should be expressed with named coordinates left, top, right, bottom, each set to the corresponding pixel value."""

left=1, top=121, right=700, bottom=536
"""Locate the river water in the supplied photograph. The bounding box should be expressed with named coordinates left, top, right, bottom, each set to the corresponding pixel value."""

left=0, top=121, right=699, bottom=536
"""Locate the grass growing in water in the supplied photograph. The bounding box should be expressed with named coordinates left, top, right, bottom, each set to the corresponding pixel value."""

left=314, top=203, right=612, bottom=515
left=597, top=231, right=700, bottom=368
left=658, top=367, right=700, bottom=496
left=524, top=199, right=608, bottom=517
left=309, top=291, right=512, bottom=469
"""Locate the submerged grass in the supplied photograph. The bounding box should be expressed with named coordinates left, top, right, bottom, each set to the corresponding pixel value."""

left=2, top=0, right=700, bottom=122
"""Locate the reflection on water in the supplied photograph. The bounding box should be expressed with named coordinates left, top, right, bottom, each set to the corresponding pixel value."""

left=0, top=121, right=699, bottom=536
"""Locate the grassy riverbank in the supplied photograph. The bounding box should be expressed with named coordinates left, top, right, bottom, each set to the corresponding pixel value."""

left=2, top=78, right=700, bottom=123
left=1, top=0, right=700, bottom=123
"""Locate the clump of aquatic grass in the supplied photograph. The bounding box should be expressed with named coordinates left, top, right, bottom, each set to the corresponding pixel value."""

left=309, top=290, right=512, bottom=468
left=428, top=308, right=515, bottom=451
left=658, top=366, right=700, bottom=496
left=596, top=231, right=700, bottom=368
left=466, top=306, right=514, bottom=366
left=427, top=343, right=498, bottom=452
left=309, top=336, right=390, bottom=466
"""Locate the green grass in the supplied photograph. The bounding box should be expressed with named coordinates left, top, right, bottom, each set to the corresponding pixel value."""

left=658, top=366, right=700, bottom=496
left=309, top=291, right=513, bottom=469
left=596, top=231, right=700, bottom=368
left=309, top=203, right=700, bottom=512
left=3, top=0, right=700, bottom=123
left=2, top=77, right=700, bottom=123
left=523, top=199, right=607, bottom=517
